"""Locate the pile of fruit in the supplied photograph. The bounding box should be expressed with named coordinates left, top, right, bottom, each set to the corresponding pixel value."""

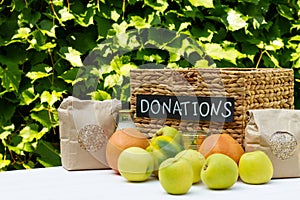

left=105, top=126, right=274, bottom=195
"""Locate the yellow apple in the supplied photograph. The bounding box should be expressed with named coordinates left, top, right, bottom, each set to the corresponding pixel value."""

left=201, top=153, right=238, bottom=189
left=158, top=157, right=193, bottom=195
left=117, top=147, right=154, bottom=182
left=239, top=150, right=273, bottom=184
left=175, top=149, right=205, bottom=184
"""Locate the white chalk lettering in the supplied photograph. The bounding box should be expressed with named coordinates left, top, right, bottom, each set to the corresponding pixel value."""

left=173, top=101, right=182, bottom=116
left=141, top=99, right=149, bottom=113
left=162, top=99, right=172, bottom=114
left=150, top=99, right=160, bottom=114
left=211, top=101, right=222, bottom=116
left=199, top=102, right=210, bottom=117
left=180, top=101, right=190, bottom=116
left=222, top=101, right=233, bottom=118
left=192, top=102, right=198, bottom=116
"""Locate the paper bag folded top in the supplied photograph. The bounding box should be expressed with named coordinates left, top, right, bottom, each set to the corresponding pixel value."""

left=58, top=96, right=121, bottom=170
left=245, top=109, right=300, bottom=178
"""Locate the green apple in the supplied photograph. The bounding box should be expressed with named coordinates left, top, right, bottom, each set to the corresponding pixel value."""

left=146, top=145, right=167, bottom=176
left=175, top=149, right=205, bottom=184
left=239, top=150, right=273, bottom=184
left=156, top=126, right=183, bottom=146
left=158, top=157, right=193, bottom=195
left=201, top=153, right=238, bottom=189
left=118, top=147, right=154, bottom=182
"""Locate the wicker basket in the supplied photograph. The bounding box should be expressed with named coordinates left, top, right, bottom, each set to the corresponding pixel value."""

left=129, top=68, right=294, bottom=146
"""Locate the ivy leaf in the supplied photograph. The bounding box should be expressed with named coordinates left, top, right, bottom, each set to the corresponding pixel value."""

left=30, top=110, right=52, bottom=129
left=0, top=154, right=11, bottom=169
left=0, top=64, right=22, bottom=92
left=120, top=63, right=138, bottom=76
left=19, top=126, right=47, bottom=143
left=267, top=53, right=280, bottom=67
left=59, top=7, right=75, bottom=22
left=20, top=86, right=39, bottom=105
left=226, top=9, right=247, bottom=31
left=38, top=20, right=57, bottom=38
left=35, top=140, right=61, bottom=167
left=40, top=90, right=63, bottom=106
left=178, top=22, right=191, bottom=32
left=0, top=124, right=14, bottom=140
left=145, top=0, right=169, bottom=13
left=188, top=0, right=214, bottom=8
left=60, top=47, right=83, bottom=67
left=130, top=16, right=151, bottom=29
left=12, top=27, right=31, bottom=39
left=204, top=43, right=243, bottom=64
left=94, top=16, right=112, bottom=39
left=18, top=7, right=41, bottom=26
left=67, top=29, right=97, bottom=54
left=265, top=38, right=284, bottom=51
left=73, top=6, right=95, bottom=27
left=277, top=4, right=294, bottom=20
left=293, top=59, right=300, bottom=69
left=58, top=67, right=79, bottom=85
left=0, top=99, right=16, bottom=125
left=111, top=10, right=120, bottom=22
left=26, top=71, right=51, bottom=83
left=89, top=90, right=112, bottom=100
left=112, top=21, right=128, bottom=35
left=25, top=64, right=52, bottom=83
left=195, top=59, right=210, bottom=68
left=104, top=74, right=122, bottom=88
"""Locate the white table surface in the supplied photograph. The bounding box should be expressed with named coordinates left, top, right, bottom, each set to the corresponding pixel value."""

left=0, top=166, right=299, bottom=200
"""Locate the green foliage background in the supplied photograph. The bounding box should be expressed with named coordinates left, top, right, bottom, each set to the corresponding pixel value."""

left=0, top=0, right=299, bottom=170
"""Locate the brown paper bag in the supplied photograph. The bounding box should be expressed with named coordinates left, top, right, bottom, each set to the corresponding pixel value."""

left=58, top=96, right=121, bottom=170
left=245, top=109, right=300, bottom=178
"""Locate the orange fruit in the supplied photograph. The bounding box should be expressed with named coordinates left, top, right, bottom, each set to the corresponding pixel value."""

left=198, top=134, right=244, bottom=164
left=106, top=128, right=150, bottom=173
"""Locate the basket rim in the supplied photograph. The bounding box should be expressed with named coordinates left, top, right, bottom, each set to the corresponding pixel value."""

left=130, top=67, right=293, bottom=73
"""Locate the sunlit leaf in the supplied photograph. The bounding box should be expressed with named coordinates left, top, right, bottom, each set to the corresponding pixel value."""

left=19, top=126, right=47, bottom=143
left=188, top=0, right=214, bottom=8
left=12, top=27, right=31, bottom=39
left=104, top=74, right=122, bottom=88
left=60, top=47, right=83, bottom=67
left=26, top=71, right=51, bottom=83
left=89, top=90, right=111, bottom=100
left=130, top=16, right=151, bottom=29
left=0, top=154, right=11, bottom=169
left=226, top=9, right=247, bottom=31
left=111, top=10, right=120, bottom=22
left=20, top=86, right=39, bottom=105
left=59, top=7, right=74, bottom=22
left=40, top=90, right=63, bottom=106
left=120, top=63, right=138, bottom=76
left=145, top=0, right=169, bottom=13
left=73, top=7, right=95, bottom=27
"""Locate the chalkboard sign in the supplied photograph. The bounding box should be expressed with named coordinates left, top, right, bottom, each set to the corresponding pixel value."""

left=136, top=94, right=234, bottom=122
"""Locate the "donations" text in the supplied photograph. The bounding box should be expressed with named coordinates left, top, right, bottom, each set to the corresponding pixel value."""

left=136, top=94, right=234, bottom=122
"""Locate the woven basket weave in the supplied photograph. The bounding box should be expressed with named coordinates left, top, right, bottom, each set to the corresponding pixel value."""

left=130, top=68, right=294, bottom=146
